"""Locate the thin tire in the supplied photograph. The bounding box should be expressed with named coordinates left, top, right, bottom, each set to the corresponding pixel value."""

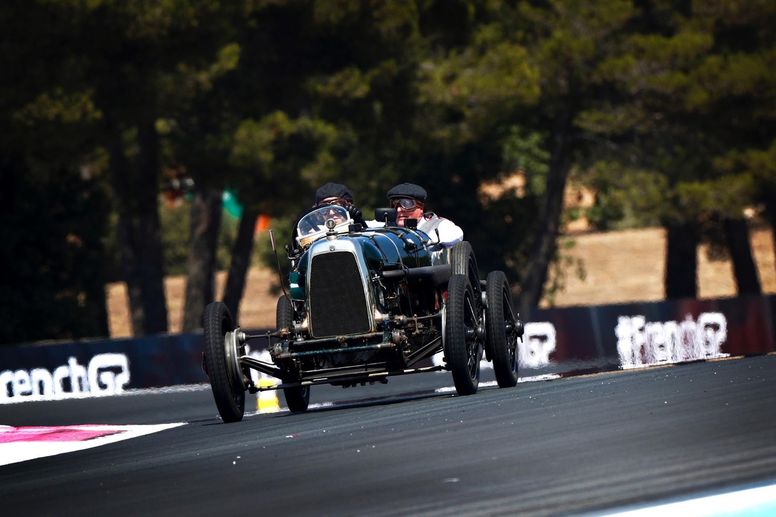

left=445, top=274, right=481, bottom=395
left=277, top=295, right=310, bottom=413
left=486, top=271, right=518, bottom=387
left=451, top=241, right=481, bottom=302
left=203, top=302, right=245, bottom=423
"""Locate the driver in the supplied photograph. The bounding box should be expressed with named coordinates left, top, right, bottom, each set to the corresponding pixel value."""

left=289, top=182, right=366, bottom=255
left=312, top=182, right=366, bottom=227
left=317, top=204, right=348, bottom=227
left=386, top=182, right=463, bottom=248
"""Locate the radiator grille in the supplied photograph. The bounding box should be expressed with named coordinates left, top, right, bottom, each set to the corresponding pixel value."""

left=309, top=252, right=370, bottom=337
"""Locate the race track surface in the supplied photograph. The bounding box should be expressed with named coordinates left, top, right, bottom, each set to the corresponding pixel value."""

left=2, top=355, right=775, bottom=516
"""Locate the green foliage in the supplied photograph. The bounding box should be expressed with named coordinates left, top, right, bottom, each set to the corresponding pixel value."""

left=159, top=202, right=191, bottom=276
left=156, top=200, right=239, bottom=276
left=676, top=174, right=756, bottom=220
left=472, top=188, right=542, bottom=278
left=580, top=0, right=775, bottom=243
left=419, top=39, right=540, bottom=116
left=309, top=67, right=375, bottom=100
left=714, top=140, right=776, bottom=192
left=583, top=161, right=667, bottom=229
left=229, top=112, right=339, bottom=181
left=501, top=126, right=549, bottom=196
left=255, top=216, right=294, bottom=277
left=0, top=159, right=111, bottom=344
left=3, top=0, right=775, bottom=341
left=13, top=88, right=102, bottom=126
left=543, top=237, right=587, bottom=307
left=217, top=212, right=240, bottom=271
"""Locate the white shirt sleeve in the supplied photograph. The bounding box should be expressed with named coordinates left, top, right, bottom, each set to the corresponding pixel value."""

left=436, top=218, right=464, bottom=247
left=420, top=216, right=463, bottom=248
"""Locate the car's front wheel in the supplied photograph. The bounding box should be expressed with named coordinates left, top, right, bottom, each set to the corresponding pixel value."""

left=283, top=385, right=310, bottom=413
left=203, top=302, right=246, bottom=423
left=277, top=295, right=310, bottom=413
left=445, top=274, right=482, bottom=395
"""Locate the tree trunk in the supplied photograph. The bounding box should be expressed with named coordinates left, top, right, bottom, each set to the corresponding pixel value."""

left=765, top=192, right=776, bottom=275
left=223, top=207, right=260, bottom=319
left=723, top=217, right=761, bottom=295
left=108, top=132, right=145, bottom=336
left=135, top=121, right=169, bottom=335
left=182, top=187, right=223, bottom=331
left=107, top=120, right=168, bottom=336
left=664, top=220, right=699, bottom=299
left=82, top=274, right=110, bottom=338
left=516, top=120, right=572, bottom=317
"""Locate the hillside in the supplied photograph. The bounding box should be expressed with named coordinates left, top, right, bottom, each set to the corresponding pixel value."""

left=545, top=226, right=776, bottom=307
left=106, top=226, right=776, bottom=337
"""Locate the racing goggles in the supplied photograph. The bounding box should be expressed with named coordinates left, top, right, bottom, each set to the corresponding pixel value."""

left=317, top=196, right=350, bottom=207
left=391, top=197, right=420, bottom=210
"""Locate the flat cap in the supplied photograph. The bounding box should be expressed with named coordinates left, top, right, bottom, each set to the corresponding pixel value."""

left=314, top=182, right=354, bottom=206
left=387, top=182, right=427, bottom=202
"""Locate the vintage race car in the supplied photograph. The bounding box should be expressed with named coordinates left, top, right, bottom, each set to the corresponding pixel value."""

left=202, top=204, right=524, bottom=422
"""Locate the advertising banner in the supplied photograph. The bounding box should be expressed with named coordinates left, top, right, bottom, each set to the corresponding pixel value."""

left=529, top=294, right=775, bottom=375
left=1, top=295, right=774, bottom=403
left=0, top=334, right=207, bottom=402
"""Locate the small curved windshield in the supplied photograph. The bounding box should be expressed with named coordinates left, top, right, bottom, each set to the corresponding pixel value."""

left=296, top=205, right=352, bottom=249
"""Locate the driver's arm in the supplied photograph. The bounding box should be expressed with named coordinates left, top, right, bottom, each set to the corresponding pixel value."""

left=347, top=205, right=367, bottom=227
left=436, top=219, right=464, bottom=247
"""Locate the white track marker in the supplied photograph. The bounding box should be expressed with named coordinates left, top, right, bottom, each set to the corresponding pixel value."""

left=0, top=423, right=185, bottom=466
left=599, top=482, right=776, bottom=517
left=435, top=374, right=561, bottom=393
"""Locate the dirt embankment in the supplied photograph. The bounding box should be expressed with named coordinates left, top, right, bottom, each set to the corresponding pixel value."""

left=545, top=226, right=775, bottom=307
left=106, top=227, right=776, bottom=338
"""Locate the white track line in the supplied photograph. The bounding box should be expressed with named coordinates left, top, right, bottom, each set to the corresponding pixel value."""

left=0, top=423, right=185, bottom=466
left=435, top=374, right=561, bottom=393
left=599, top=482, right=776, bottom=517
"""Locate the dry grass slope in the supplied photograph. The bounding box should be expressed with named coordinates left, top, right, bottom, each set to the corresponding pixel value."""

left=549, top=226, right=775, bottom=307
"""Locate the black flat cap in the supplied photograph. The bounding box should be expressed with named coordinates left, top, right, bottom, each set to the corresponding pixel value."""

left=387, top=182, right=427, bottom=202
left=314, top=182, right=354, bottom=205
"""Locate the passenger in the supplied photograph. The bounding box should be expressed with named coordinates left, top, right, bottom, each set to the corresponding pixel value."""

left=386, top=182, right=463, bottom=249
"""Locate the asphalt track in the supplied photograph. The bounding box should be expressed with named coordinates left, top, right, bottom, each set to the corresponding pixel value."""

left=1, top=355, right=775, bottom=516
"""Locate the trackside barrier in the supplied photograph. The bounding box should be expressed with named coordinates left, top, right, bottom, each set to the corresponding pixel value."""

left=0, top=333, right=206, bottom=402
left=1, top=295, right=774, bottom=403
left=524, top=294, right=775, bottom=376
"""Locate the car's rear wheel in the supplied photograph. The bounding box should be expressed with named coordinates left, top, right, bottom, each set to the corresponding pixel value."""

left=451, top=241, right=481, bottom=302
left=445, top=274, right=482, bottom=395
left=486, top=271, right=519, bottom=388
left=276, top=295, right=310, bottom=413
left=203, top=302, right=246, bottom=423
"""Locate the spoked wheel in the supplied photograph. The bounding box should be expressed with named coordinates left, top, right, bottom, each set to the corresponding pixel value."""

left=445, top=274, right=483, bottom=395
left=276, top=295, right=310, bottom=413
left=203, top=302, right=246, bottom=422
left=486, top=271, right=519, bottom=387
left=451, top=241, right=482, bottom=303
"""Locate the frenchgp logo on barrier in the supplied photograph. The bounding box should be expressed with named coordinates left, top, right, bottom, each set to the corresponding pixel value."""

left=0, top=353, right=131, bottom=402
left=520, top=322, right=557, bottom=368
left=432, top=322, right=558, bottom=370
left=615, top=312, right=728, bottom=369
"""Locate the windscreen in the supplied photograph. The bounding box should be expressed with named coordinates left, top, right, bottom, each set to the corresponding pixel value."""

left=296, top=205, right=352, bottom=249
